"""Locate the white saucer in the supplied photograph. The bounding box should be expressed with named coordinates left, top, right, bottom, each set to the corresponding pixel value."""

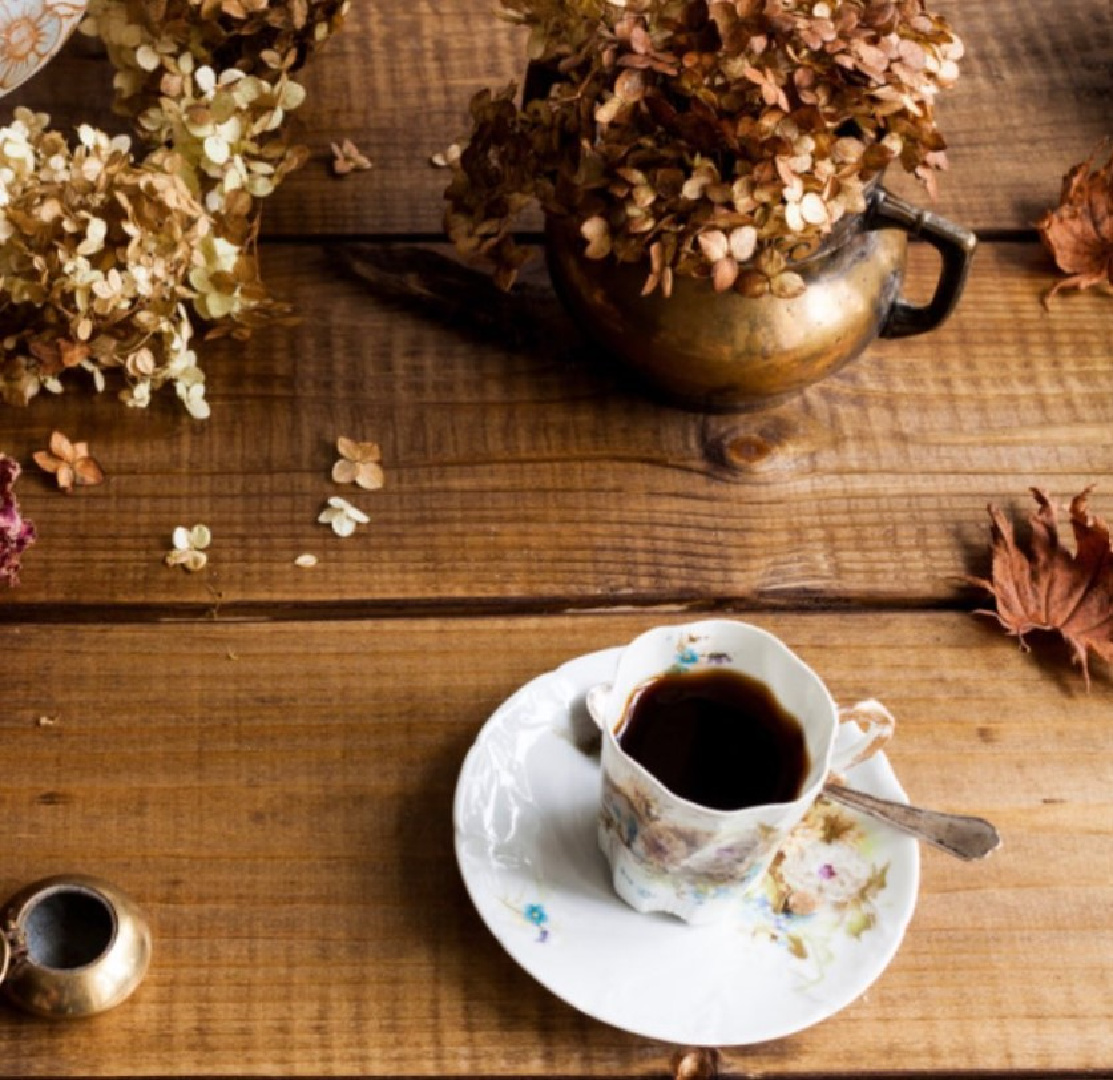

left=453, top=648, right=920, bottom=1046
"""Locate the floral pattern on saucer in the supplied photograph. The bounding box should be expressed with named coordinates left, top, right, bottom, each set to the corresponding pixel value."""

left=742, top=798, right=890, bottom=981
left=0, top=0, right=85, bottom=97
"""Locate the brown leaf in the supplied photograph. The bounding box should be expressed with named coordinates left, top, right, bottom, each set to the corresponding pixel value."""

left=672, top=1048, right=720, bottom=1080
left=1037, top=147, right=1113, bottom=304
left=968, top=487, right=1113, bottom=686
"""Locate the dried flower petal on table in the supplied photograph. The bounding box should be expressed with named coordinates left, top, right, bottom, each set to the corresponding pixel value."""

left=165, top=524, right=212, bottom=572
left=331, top=139, right=372, bottom=175
left=1037, top=147, right=1113, bottom=304
left=33, top=432, right=105, bottom=493
left=318, top=496, right=369, bottom=537
left=431, top=145, right=461, bottom=168
left=332, top=437, right=384, bottom=490
left=0, top=454, right=35, bottom=587
left=968, top=487, right=1113, bottom=686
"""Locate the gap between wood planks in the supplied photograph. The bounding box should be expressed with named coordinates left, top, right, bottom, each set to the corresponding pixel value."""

left=0, top=592, right=971, bottom=627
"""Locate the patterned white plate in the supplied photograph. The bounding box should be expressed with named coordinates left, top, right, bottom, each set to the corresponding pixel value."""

left=453, top=647, right=920, bottom=1046
left=0, top=0, right=86, bottom=98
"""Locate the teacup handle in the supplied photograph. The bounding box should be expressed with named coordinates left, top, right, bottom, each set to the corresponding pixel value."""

left=831, top=699, right=896, bottom=777
left=867, top=188, right=977, bottom=339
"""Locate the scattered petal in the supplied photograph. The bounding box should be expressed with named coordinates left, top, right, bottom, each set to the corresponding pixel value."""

left=431, top=144, right=462, bottom=168
left=166, top=523, right=211, bottom=572
left=333, top=437, right=385, bottom=490
left=33, top=431, right=105, bottom=492
left=294, top=553, right=318, bottom=568
left=318, top=496, right=370, bottom=537
left=331, top=138, right=372, bottom=176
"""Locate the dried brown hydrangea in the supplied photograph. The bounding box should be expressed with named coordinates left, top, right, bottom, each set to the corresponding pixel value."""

left=445, top=0, right=962, bottom=295
left=0, top=1, right=350, bottom=415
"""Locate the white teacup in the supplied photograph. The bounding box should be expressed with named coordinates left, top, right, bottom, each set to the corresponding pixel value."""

left=592, top=619, right=893, bottom=925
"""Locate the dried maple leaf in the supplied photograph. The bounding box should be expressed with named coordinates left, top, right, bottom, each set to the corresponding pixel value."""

left=331, top=139, right=372, bottom=176
left=968, top=487, right=1113, bottom=686
left=1037, top=147, right=1113, bottom=304
left=33, top=431, right=105, bottom=493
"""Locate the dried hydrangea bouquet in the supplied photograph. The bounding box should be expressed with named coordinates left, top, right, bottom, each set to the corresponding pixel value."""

left=0, top=0, right=349, bottom=417
left=445, top=0, right=976, bottom=408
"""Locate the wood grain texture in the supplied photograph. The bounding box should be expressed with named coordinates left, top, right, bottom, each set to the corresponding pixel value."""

left=3, top=0, right=1109, bottom=235
left=0, top=612, right=1109, bottom=1076
left=1, top=240, right=1111, bottom=614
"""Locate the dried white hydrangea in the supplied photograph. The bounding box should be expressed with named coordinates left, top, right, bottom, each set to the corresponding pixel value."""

left=0, top=0, right=351, bottom=415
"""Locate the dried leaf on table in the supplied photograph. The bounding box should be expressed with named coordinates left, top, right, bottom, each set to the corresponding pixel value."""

left=1037, top=147, right=1113, bottom=304
left=672, top=1047, right=720, bottom=1080
left=33, top=431, right=105, bottom=492
left=968, top=487, right=1113, bottom=686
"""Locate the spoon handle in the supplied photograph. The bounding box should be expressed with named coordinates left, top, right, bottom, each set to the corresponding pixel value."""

left=823, top=782, right=1001, bottom=861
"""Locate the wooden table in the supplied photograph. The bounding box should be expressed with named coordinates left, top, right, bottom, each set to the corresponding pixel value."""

left=1, top=1, right=1111, bottom=1075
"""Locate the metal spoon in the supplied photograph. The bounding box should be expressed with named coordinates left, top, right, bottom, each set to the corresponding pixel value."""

left=579, top=683, right=1000, bottom=862
left=819, top=782, right=999, bottom=861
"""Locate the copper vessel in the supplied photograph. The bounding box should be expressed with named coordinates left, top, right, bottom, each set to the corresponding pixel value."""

left=546, top=187, right=976, bottom=411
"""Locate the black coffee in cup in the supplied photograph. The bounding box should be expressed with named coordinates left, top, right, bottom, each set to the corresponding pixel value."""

left=615, top=670, right=810, bottom=811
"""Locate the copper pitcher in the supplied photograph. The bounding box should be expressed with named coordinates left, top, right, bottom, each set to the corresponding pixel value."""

left=546, top=187, right=977, bottom=411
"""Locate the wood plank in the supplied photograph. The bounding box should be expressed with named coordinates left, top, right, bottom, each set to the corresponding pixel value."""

left=1, top=240, right=1111, bottom=614
left=2, top=0, right=1108, bottom=235
left=0, top=612, right=1108, bottom=1074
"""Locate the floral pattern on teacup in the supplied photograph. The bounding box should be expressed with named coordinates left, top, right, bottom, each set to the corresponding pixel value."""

left=0, top=0, right=85, bottom=96
left=666, top=631, right=733, bottom=674
left=600, top=772, right=784, bottom=888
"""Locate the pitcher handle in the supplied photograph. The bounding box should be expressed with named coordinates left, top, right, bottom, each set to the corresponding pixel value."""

left=867, top=188, right=977, bottom=339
